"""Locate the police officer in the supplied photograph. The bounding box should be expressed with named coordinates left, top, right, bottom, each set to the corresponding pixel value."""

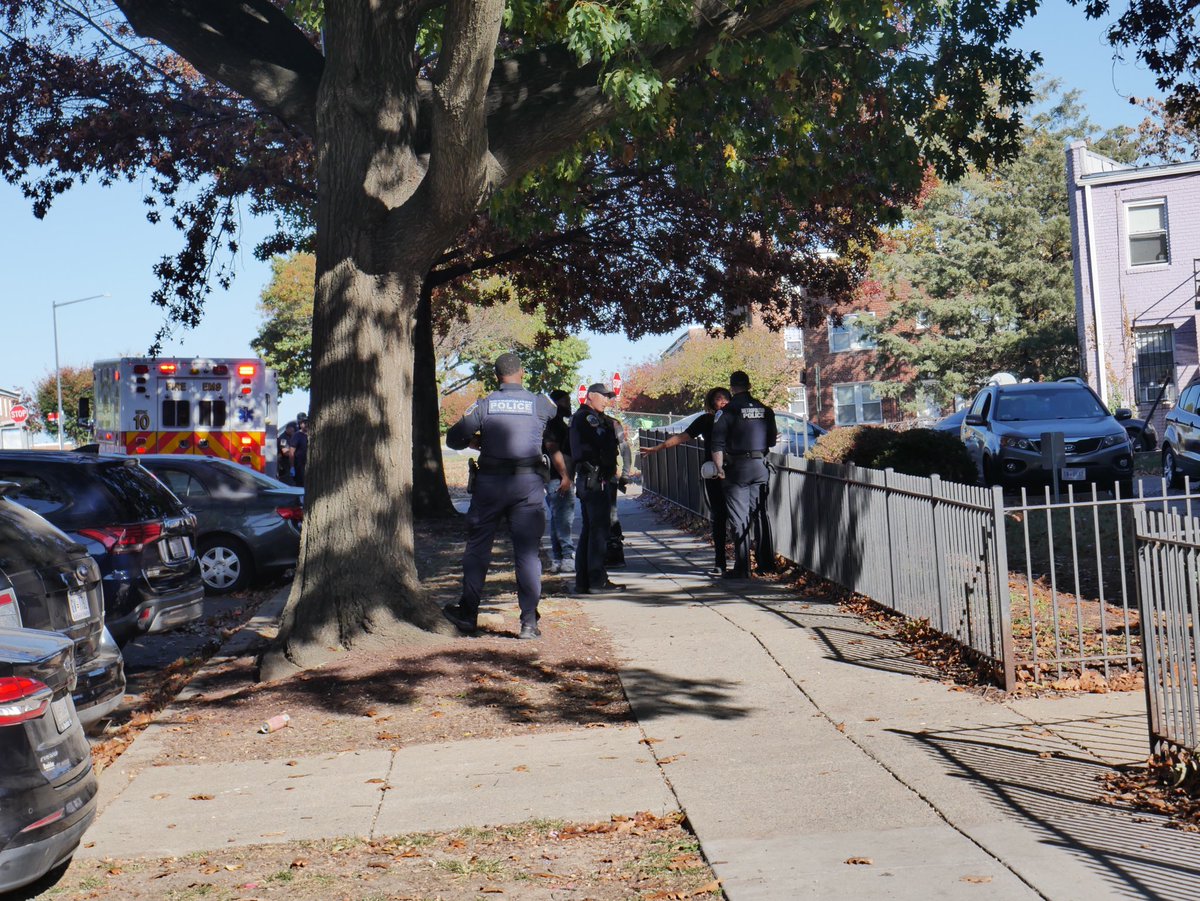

left=570, top=383, right=623, bottom=594
left=444, top=353, right=570, bottom=639
left=711, top=370, right=777, bottom=580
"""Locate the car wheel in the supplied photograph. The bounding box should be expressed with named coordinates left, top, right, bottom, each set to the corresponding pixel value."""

left=1164, top=447, right=1183, bottom=490
left=198, top=535, right=254, bottom=593
left=980, top=455, right=995, bottom=487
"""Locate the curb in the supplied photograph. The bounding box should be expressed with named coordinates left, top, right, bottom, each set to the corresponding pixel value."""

left=93, top=585, right=291, bottom=816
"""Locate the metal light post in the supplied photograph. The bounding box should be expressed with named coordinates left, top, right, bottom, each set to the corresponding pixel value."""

left=52, top=293, right=109, bottom=449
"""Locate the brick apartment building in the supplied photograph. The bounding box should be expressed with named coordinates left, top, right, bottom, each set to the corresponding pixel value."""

left=796, top=284, right=929, bottom=431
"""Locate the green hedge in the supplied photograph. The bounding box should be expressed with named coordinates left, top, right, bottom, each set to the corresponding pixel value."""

left=805, top=426, right=976, bottom=484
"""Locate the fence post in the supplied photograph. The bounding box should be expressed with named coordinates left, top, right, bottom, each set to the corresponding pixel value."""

left=930, top=474, right=949, bottom=634
left=990, top=484, right=1016, bottom=690
left=883, top=468, right=897, bottom=610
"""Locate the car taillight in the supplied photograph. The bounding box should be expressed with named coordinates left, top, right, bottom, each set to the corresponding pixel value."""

left=0, top=589, right=21, bottom=629
left=0, top=677, right=51, bottom=726
left=19, top=808, right=65, bottom=834
left=79, top=522, right=164, bottom=553
left=275, top=506, right=304, bottom=524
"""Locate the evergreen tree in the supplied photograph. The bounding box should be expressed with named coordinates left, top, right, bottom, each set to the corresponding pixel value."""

left=870, top=87, right=1138, bottom=409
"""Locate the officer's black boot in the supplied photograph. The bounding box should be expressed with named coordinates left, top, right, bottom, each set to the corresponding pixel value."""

left=442, top=603, right=478, bottom=634
left=518, top=611, right=541, bottom=640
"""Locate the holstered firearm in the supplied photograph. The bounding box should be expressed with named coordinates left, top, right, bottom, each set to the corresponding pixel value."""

left=467, top=458, right=479, bottom=494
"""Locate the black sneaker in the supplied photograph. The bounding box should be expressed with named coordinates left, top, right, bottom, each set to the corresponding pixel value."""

left=706, top=566, right=726, bottom=577
left=442, top=604, right=478, bottom=634
left=518, top=621, right=542, bottom=640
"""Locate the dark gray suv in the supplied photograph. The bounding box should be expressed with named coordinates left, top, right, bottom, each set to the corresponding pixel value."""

left=961, top=382, right=1134, bottom=490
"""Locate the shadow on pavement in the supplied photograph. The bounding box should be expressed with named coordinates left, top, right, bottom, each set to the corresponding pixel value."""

left=898, top=722, right=1200, bottom=900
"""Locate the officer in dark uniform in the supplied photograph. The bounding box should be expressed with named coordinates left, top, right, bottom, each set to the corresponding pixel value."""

left=570, top=383, right=623, bottom=594
left=444, top=353, right=570, bottom=639
left=711, top=370, right=777, bottom=580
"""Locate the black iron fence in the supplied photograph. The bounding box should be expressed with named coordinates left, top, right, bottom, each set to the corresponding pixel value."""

left=640, top=429, right=1200, bottom=696
left=1135, top=508, right=1200, bottom=756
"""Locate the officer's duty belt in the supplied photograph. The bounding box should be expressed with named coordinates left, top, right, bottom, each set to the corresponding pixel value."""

left=727, top=451, right=765, bottom=459
left=477, top=457, right=545, bottom=475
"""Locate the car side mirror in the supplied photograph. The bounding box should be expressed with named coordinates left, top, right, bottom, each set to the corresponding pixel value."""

left=964, top=413, right=985, bottom=426
left=1114, top=407, right=1133, bottom=421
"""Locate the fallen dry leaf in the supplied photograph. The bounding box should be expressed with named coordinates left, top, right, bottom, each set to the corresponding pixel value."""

left=961, top=875, right=993, bottom=884
left=189, top=794, right=214, bottom=801
left=513, top=765, right=529, bottom=773
left=659, top=754, right=686, bottom=765
left=844, top=857, right=873, bottom=865
left=290, top=858, right=309, bottom=869
left=835, top=723, right=846, bottom=733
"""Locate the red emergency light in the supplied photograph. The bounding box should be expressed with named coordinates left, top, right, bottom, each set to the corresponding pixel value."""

left=237, top=364, right=256, bottom=376
left=158, top=363, right=177, bottom=374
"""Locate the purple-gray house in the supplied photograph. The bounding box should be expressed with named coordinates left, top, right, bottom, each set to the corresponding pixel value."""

left=1067, top=140, right=1200, bottom=435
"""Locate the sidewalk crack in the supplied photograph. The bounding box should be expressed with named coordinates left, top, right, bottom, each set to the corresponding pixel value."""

left=368, top=750, right=399, bottom=839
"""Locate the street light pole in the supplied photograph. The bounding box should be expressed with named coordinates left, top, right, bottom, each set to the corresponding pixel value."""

left=52, top=293, right=109, bottom=449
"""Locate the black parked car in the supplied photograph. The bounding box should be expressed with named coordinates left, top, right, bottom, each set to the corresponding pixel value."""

left=0, top=490, right=124, bottom=728
left=960, top=382, right=1134, bottom=489
left=0, top=626, right=98, bottom=893
left=136, top=455, right=304, bottom=593
left=0, top=453, right=204, bottom=644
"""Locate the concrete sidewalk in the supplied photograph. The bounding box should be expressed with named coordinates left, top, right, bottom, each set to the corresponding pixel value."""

left=593, top=498, right=1197, bottom=900
left=82, top=495, right=1200, bottom=899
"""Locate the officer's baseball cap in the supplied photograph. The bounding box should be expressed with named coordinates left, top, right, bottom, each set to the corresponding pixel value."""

left=587, top=382, right=616, bottom=398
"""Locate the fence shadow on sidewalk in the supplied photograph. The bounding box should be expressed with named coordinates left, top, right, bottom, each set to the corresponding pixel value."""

left=896, top=723, right=1200, bottom=899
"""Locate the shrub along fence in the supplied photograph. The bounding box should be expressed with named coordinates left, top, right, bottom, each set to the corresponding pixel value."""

left=640, top=429, right=1200, bottom=694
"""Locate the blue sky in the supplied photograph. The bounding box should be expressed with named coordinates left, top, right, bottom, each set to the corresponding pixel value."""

left=0, top=3, right=1163, bottom=420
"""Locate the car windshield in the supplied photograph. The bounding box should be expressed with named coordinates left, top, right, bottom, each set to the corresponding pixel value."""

left=994, top=389, right=1108, bottom=421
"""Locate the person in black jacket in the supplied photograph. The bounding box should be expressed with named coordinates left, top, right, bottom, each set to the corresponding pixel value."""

left=444, top=353, right=570, bottom=639
left=569, top=383, right=623, bottom=594
left=543, top=389, right=575, bottom=574
left=642, top=387, right=731, bottom=575
left=711, top=371, right=777, bottom=580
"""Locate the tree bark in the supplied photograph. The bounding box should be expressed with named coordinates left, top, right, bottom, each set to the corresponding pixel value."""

left=260, top=2, right=466, bottom=679
left=412, top=282, right=457, bottom=519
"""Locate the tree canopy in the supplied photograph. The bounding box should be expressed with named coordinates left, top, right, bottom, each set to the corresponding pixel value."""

left=866, top=86, right=1138, bottom=407
left=621, top=326, right=801, bottom=413
left=0, top=0, right=1045, bottom=673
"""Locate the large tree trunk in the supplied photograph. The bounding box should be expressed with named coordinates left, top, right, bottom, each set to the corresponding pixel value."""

left=261, top=4, right=469, bottom=679
left=412, top=283, right=457, bottom=519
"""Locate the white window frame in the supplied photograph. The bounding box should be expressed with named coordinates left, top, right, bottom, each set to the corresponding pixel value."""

left=1126, top=199, right=1169, bottom=267
left=787, top=385, right=808, bottom=417
left=828, top=312, right=877, bottom=353
left=915, top=381, right=941, bottom=421
left=783, top=327, right=804, bottom=359
left=834, top=382, right=884, bottom=426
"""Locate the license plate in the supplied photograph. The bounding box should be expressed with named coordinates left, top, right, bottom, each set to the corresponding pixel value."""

left=51, top=696, right=73, bottom=733
left=1062, top=467, right=1086, bottom=481
left=67, top=589, right=90, bottom=623
left=160, top=537, right=190, bottom=562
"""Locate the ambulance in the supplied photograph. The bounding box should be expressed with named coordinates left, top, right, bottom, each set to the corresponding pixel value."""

left=92, top=357, right=280, bottom=477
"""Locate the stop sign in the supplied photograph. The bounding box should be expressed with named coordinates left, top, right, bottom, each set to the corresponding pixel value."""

left=9, top=404, right=28, bottom=426
left=577, top=384, right=587, bottom=405
left=612, top=372, right=622, bottom=397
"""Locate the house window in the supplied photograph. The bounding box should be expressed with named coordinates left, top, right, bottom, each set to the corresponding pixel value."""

left=783, top=327, right=804, bottom=359
left=1127, top=200, right=1169, bottom=266
left=915, top=383, right=941, bottom=420
left=1133, top=326, right=1175, bottom=404
left=834, top=383, right=883, bottom=426
left=828, top=312, right=877, bottom=353
left=787, top=386, right=808, bottom=417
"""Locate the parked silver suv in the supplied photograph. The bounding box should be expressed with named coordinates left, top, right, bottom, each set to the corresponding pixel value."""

left=961, top=382, right=1134, bottom=490
left=1161, top=382, right=1200, bottom=487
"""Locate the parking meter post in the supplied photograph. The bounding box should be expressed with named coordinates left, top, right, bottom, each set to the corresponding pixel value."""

left=1041, top=431, right=1065, bottom=502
